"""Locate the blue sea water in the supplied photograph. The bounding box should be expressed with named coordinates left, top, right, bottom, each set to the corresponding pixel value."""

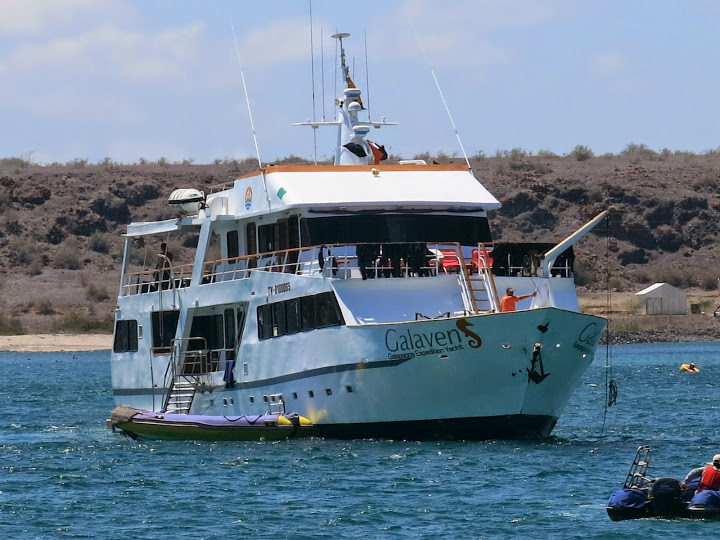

left=1, top=342, right=720, bottom=539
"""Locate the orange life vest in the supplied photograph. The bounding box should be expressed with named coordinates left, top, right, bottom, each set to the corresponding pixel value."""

left=698, top=464, right=720, bottom=492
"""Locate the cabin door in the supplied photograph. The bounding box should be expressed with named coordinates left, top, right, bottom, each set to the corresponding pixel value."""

left=185, top=304, right=248, bottom=384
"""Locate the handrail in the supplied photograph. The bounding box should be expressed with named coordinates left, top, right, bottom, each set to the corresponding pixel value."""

left=455, top=242, right=478, bottom=313
left=478, top=242, right=499, bottom=312
left=119, top=240, right=575, bottom=303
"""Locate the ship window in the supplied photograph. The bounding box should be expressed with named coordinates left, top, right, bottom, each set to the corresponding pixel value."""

left=308, top=390, right=314, bottom=398
left=292, top=392, right=298, bottom=399
left=246, top=222, right=257, bottom=268
left=258, top=223, right=276, bottom=253
left=227, top=230, right=239, bottom=259
left=257, top=304, right=273, bottom=340
left=151, top=311, right=180, bottom=354
left=249, top=396, right=254, bottom=404
left=257, top=292, right=344, bottom=340
left=316, top=292, right=343, bottom=328
left=113, top=319, right=138, bottom=353
left=325, top=388, right=332, bottom=396
left=302, top=214, right=492, bottom=245
left=345, top=385, right=353, bottom=393
left=276, top=218, right=289, bottom=251
left=285, top=298, right=301, bottom=334
left=300, top=295, right=316, bottom=331
left=272, top=302, right=286, bottom=337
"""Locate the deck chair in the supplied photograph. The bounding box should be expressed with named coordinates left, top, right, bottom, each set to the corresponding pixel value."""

left=471, top=249, right=493, bottom=273
left=440, top=249, right=461, bottom=274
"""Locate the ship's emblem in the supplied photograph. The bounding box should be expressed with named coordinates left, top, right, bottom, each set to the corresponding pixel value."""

left=244, top=186, right=253, bottom=210
left=527, top=343, right=550, bottom=384
left=455, top=318, right=481, bottom=348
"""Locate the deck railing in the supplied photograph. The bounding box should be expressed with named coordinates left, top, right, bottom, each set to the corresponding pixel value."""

left=119, top=241, right=572, bottom=298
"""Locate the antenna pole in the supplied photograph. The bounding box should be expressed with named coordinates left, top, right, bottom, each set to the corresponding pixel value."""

left=321, top=30, right=326, bottom=121
left=337, top=34, right=349, bottom=82
left=414, top=30, right=472, bottom=172
left=364, top=29, right=371, bottom=121
left=429, top=66, right=471, bottom=171
left=308, top=0, right=318, bottom=164
left=231, top=19, right=263, bottom=169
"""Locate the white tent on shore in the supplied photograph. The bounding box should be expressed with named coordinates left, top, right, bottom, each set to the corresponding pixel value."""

left=635, top=283, right=687, bottom=315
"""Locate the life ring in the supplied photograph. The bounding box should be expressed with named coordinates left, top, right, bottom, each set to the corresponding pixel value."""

left=680, top=363, right=700, bottom=372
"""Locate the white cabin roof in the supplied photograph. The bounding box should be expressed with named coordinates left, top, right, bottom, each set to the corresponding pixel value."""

left=208, top=164, right=501, bottom=218
left=636, top=282, right=686, bottom=298
left=125, top=218, right=180, bottom=237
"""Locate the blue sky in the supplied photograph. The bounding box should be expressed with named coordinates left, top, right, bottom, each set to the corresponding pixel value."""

left=2, top=0, right=720, bottom=164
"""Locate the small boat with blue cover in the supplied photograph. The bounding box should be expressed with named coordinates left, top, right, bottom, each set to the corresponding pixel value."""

left=108, top=405, right=312, bottom=441
left=607, top=446, right=720, bottom=520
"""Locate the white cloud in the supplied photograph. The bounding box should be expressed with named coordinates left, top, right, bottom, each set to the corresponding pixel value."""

left=365, top=0, right=580, bottom=73
left=590, top=49, right=647, bottom=96
left=396, top=0, right=579, bottom=32
left=0, top=0, right=123, bottom=36
left=234, top=18, right=311, bottom=68
left=591, top=49, right=628, bottom=77
left=0, top=23, right=205, bottom=82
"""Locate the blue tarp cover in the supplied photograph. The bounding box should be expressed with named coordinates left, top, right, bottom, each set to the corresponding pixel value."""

left=690, top=489, right=720, bottom=508
left=607, top=488, right=648, bottom=509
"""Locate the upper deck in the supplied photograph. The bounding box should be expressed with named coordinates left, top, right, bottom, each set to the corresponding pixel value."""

left=204, top=163, right=502, bottom=219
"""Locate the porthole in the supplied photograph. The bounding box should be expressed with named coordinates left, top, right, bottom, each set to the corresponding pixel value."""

left=308, top=390, right=314, bottom=398
left=345, top=386, right=353, bottom=393
left=325, top=388, right=332, bottom=396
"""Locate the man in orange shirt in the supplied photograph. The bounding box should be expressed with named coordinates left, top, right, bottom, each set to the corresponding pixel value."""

left=500, top=287, right=537, bottom=312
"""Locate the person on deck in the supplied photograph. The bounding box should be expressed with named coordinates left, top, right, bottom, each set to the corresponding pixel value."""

left=500, top=287, right=537, bottom=312
left=697, top=455, right=720, bottom=493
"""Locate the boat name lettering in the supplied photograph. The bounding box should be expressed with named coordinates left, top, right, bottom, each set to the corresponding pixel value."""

left=384, top=327, right=466, bottom=357
left=388, top=352, right=416, bottom=361
left=268, top=282, right=291, bottom=296
left=573, top=322, right=601, bottom=353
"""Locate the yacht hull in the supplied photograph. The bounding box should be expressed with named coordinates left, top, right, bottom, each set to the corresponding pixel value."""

left=112, top=307, right=604, bottom=440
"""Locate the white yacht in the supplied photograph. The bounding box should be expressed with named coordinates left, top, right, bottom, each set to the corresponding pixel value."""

left=109, top=33, right=607, bottom=440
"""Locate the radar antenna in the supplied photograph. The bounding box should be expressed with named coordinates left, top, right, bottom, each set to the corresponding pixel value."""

left=331, top=32, right=351, bottom=87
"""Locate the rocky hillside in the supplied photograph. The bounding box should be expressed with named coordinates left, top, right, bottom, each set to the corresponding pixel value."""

left=1, top=147, right=719, bottom=336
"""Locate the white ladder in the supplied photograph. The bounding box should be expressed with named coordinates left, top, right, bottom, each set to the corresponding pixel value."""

left=164, top=378, right=197, bottom=414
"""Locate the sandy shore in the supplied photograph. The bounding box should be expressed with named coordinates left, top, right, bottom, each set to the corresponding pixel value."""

left=0, top=334, right=112, bottom=352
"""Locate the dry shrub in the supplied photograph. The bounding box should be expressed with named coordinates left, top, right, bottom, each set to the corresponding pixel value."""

left=53, top=310, right=113, bottom=333
left=54, top=239, right=82, bottom=270
left=32, top=298, right=55, bottom=315
left=0, top=313, right=23, bottom=335
left=569, top=145, right=594, bottom=161
left=9, top=236, right=37, bottom=266
left=89, top=231, right=110, bottom=253
left=85, top=283, right=110, bottom=302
